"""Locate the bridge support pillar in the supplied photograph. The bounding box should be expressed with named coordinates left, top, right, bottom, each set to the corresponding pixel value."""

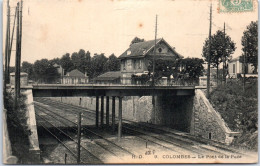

left=118, top=96, right=123, bottom=141
left=101, top=96, right=104, bottom=128
left=95, top=96, right=99, bottom=128
left=106, top=96, right=109, bottom=127
left=112, top=96, right=116, bottom=132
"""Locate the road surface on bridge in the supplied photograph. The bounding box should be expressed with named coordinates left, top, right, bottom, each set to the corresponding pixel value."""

left=32, top=84, right=195, bottom=97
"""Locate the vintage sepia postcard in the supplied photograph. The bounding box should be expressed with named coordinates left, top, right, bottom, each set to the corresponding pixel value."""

left=2, top=0, right=258, bottom=164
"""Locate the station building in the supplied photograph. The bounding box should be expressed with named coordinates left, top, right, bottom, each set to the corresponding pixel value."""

left=118, top=38, right=182, bottom=84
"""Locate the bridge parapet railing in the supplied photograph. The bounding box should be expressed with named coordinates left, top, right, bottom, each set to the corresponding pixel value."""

left=31, top=76, right=199, bottom=87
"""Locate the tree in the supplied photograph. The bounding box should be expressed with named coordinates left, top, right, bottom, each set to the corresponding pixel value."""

left=178, top=58, right=204, bottom=80
left=60, top=53, right=74, bottom=74
left=50, top=58, right=60, bottom=65
left=21, top=61, right=34, bottom=80
left=240, top=21, right=258, bottom=73
left=130, top=37, right=145, bottom=46
left=70, top=49, right=93, bottom=75
left=33, top=59, right=59, bottom=83
left=83, top=51, right=92, bottom=76
left=89, top=53, right=108, bottom=79
left=202, top=30, right=236, bottom=82
left=71, top=52, right=79, bottom=70
left=104, top=54, right=120, bottom=71
left=147, top=59, right=177, bottom=82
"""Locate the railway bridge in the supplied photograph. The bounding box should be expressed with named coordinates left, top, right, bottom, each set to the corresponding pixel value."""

left=10, top=82, right=240, bottom=163
left=32, top=84, right=195, bottom=139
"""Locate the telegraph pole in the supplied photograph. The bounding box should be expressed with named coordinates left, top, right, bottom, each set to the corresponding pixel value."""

left=77, top=112, right=82, bottom=164
left=206, top=4, right=212, bottom=99
left=8, top=6, right=18, bottom=79
left=222, top=22, right=226, bottom=84
left=17, top=0, right=23, bottom=95
left=152, top=15, right=158, bottom=87
left=4, top=0, right=10, bottom=93
left=15, top=2, right=20, bottom=108
left=19, top=0, right=23, bottom=54
left=151, top=15, right=157, bottom=123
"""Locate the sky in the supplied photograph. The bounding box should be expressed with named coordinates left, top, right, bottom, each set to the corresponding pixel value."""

left=2, top=0, right=258, bottom=66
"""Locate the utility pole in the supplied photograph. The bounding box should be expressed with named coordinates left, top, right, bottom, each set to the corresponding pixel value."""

left=15, top=2, right=20, bottom=108
left=77, top=112, right=82, bottom=164
left=151, top=15, right=157, bottom=123
left=19, top=0, right=23, bottom=55
left=14, top=0, right=23, bottom=108
left=17, top=0, right=23, bottom=95
left=222, top=22, right=226, bottom=84
left=152, top=14, right=158, bottom=87
left=4, top=0, right=10, bottom=93
left=8, top=6, right=18, bottom=83
left=207, top=3, right=212, bottom=99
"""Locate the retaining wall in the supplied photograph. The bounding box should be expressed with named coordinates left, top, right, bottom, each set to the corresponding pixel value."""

left=192, top=89, right=237, bottom=144
left=21, top=87, right=41, bottom=161
left=46, top=96, right=153, bottom=123
left=45, top=90, right=236, bottom=144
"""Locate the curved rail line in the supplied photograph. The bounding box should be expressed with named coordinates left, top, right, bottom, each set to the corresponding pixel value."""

left=35, top=112, right=103, bottom=163
left=34, top=102, right=135, bottom=158
left=37, top=120, right=78, bottom=159
left=34, top=98, right=247, bottom=157
left=36, top=99, right=203, bottom=155
left=36, top=106, right=128, bottom=159
left=34, top=101, right=185, bottom=154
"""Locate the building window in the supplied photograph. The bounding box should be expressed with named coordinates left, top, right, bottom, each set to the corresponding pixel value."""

left=233, top=64, right=236, bottom=73
left=122, top=60, right=126, bottom=70
left=127, top=59, right=131, bottom=66
left=133, top=60, right=136, bottom=69
left=138, top=60, right=142, bottom=69
left=158, top=47, right=162, bottom=53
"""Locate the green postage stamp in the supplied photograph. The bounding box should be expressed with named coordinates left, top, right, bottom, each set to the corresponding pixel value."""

left=219, top=0, right=254, bottom=12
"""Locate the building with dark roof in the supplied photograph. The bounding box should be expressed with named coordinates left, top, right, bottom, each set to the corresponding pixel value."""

left=62, top=69, right=89, bottom=84
left=118, top=38, right=182, bottom=84
left=93, top=71, right=121, bottom=84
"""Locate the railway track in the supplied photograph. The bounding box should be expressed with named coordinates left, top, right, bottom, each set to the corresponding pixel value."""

left=34, top=97, right=249, bottom=159
left=35, top=102, right=137, bottom=163
left=36, top=112, right=102, bottom=164
left=35, top=99, right=199, bottom=155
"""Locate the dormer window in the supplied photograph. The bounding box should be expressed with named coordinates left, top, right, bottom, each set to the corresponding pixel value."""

left=158, top=47, right=162, bottom=53
left=127, top=50, right=131, bottom=55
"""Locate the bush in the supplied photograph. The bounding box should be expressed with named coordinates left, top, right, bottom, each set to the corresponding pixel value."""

left=4, top=90, right=32, bottom=163
left=209, top=79, right=257, bottom=150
